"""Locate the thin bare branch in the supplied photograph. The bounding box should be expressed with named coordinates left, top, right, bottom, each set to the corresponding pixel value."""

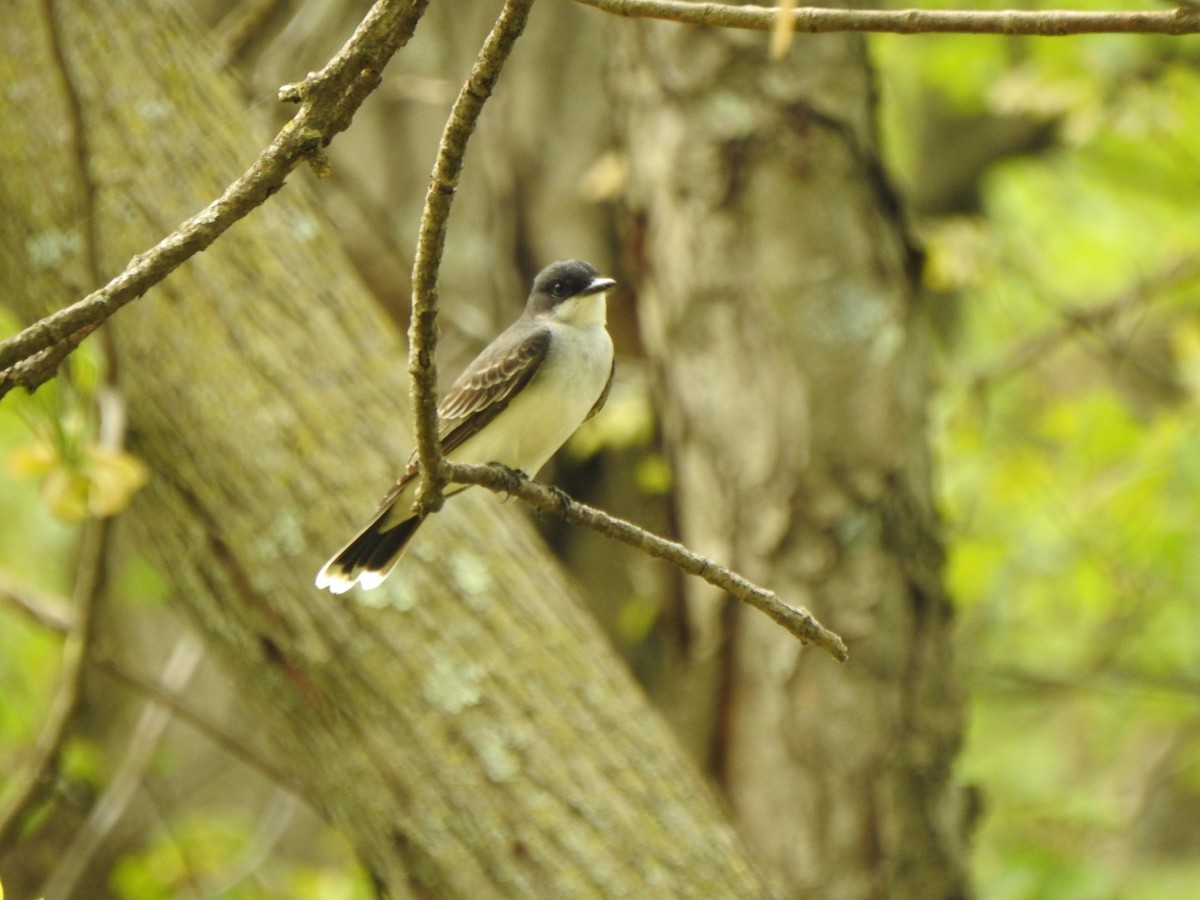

left=39, top=635, right=205, bottom=900
left=0, top=389, right=137, bottom=853
left=971, top=254, right=1200, bottom=389
left=92, top=653, right=302, bottom=792
left=211, top=0, right=295, bottom=69
left=0, top=0, right=431, bottom=399
left=0, top=580, right=303, bottom=792
left=0, top=576, right=75, bottom=634
left=407, top=0, right=536, bottom=515
left=0, top=2, right=120, bottom=846
left=46, top=0, right=102, bottom=294
left=0, top=583, right=306, bottom=828
left=203, top=789, right=301, bottom=896
left=980, top=663, right=1200, bottom=697
left=574, top=0, right=1200, bottom=35
left=0, top=517, right=107, bottom=852
left=449, top=463, right=849, bottom=662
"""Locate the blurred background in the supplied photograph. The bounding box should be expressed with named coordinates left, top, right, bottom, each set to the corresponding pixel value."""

left=2, top=0, right=1199, bottom=897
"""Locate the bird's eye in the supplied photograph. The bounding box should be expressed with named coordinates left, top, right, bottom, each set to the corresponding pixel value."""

left=551, top=280, right=567, bottom=299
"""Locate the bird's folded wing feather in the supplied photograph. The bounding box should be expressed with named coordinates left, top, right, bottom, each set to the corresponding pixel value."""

left=436, top=325, right=552, bottom=454
left=375, top=326, right=553, bottom=512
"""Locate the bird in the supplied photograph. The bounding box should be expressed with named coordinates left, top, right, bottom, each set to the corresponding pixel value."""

left=316, top=259, right=616, bottom=594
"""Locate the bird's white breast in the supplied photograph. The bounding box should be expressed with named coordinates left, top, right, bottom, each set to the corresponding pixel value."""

left=447, top=315, right=613, bottom=475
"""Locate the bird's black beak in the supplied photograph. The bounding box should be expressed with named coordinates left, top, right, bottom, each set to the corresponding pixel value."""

left=581, top=276, right=616, bottom=296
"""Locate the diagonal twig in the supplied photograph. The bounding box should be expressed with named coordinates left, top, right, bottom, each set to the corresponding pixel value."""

left=0, top=516, right=106, bottom=854
left=970, top=254, right=1200, bottom=390
left=0, top=575, right=76, bottom=634
left=0, top=0, right=431, bottom=400
left=0, top=388, right=137, bottom=854
left=0, top=0, right=121, bottom=848
left=573, top=0, right=1200, bottom=36
left=0, top=573, right=303, bottom=793
left=38, top=635, right=205, bottom=900
left=449, top=463, right=850, bottom=662
left=407, top=0, right=536, bottom=516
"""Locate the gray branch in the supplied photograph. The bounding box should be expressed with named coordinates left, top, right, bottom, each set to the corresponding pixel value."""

left=407, top=0, right=536, bottom=515
left=450, top=463, right=850, bottom=662
left=575, top=0, right=1200, bottom=35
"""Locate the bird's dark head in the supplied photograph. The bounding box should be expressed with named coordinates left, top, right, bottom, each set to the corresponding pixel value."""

left=528, top=260, right=616, bottom=321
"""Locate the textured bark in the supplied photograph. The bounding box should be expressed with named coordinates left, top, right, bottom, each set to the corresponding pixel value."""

left=0, top=1, right=768, bottom=895
left=613, top=20, right=970, bottom=899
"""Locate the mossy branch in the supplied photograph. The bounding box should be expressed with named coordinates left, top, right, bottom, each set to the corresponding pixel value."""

left=0, top=0, right=431, bottom=399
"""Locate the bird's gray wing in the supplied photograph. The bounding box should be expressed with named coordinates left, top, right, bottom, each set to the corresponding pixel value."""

left=436, top=324, right=552, bottom=455
left=375, top=324, right=551, bottom=513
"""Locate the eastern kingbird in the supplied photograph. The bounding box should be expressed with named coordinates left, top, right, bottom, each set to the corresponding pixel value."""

left=316, top=259, right=616, bottom=594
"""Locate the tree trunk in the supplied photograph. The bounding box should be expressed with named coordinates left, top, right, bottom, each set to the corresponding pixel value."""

left=613, top=20, right=971, bottom=899
left=0, top=1, right=768, bottom=895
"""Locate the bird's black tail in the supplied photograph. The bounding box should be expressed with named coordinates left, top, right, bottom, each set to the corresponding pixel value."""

left=315, top=506, right=424, bottom=594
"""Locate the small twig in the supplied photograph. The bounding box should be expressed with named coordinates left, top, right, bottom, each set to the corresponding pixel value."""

left=0, top=0, right=431, bottom=399
left=0, top=516, right=106, bottom=853
left=92, top=652, right=301, bottom=792
left=0, top=575, right=75, bottom=634
left=407, top=0, right=536, bottom=515
left=45, top=0, right=102, bottom=296
left=0, top=584, right=302, bottom=793
left=211, top=0, right=294, bottom=69
left=38, top=635, right=205, bottom=900
left=971, top=254, right=1200, bottom=390
left=0, top=1, right=119, bottom=848
left=202, top=788, right=300, bottom=896
left=978, top=663, right=1200, bottom=697
left=449, top=463, right=849, bottom=662
left=0, top=393, right=130, bottom=854
left=574, top=0, right=1200, bottom=36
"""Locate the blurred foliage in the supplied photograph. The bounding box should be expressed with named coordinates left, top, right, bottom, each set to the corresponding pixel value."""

left=0, top=317, right=80, bottom=588
left=4, top=350, right=148, bottom=524
left=109, top=809, right=373, bottom=900
left=0, top=311, right=79, bottom=827
left=878, top=4, right=1200, bottom=896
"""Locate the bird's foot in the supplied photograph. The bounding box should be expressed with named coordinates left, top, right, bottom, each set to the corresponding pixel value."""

left=547, top=484, right=573, bottom=514
left=486, top=461, right=527, bottom=497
